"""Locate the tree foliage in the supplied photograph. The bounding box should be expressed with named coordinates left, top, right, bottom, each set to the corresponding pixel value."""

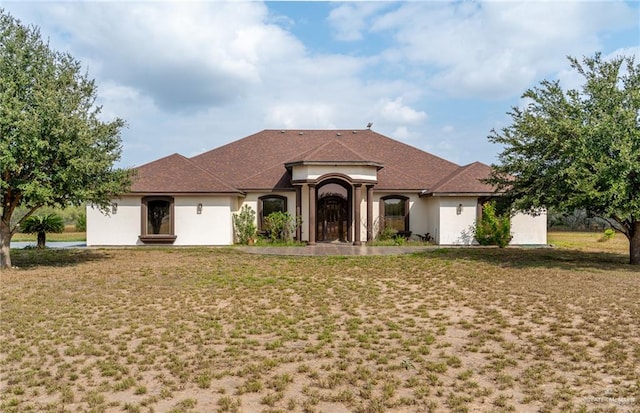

left=487, top=53, right=640, bottom=264
left=0, top=10, right=131, bottom=268
left=20, top=213, right=65, bottom=249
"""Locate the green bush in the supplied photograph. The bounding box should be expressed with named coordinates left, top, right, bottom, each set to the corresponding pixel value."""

left=232, top=205, right=257, bottom=245
left=376, top=226, right=396, bottom=241
left=598, top=228, right=615, bottom=242
left=263, top=211, right=301, bottom=242
left=473, top=201, right=512, bottom=248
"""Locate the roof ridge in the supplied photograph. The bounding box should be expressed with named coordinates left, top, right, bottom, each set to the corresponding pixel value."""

left=303, top=138, right=368, bottom=161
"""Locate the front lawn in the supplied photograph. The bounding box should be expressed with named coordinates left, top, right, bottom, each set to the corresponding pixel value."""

left=1, top=235, right=638, bottom=412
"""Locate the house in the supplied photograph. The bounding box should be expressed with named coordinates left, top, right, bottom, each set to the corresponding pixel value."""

left=86, top=129, right=547, bottom=246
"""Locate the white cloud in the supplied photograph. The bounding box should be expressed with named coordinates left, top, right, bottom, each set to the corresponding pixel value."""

left=35, top=2, right=305, bottom=111
left=327, top=2, right=391, bottom=42
left=377, top=97, right=427, bottom=124
left=2, top=1, right=636, bottom=168
left=371, top=1, right=637, bottom=98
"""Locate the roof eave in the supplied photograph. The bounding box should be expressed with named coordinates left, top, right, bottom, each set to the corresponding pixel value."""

left=285, top=160, right=384, bottom=170
left=420, top=191, right=502, bottom=197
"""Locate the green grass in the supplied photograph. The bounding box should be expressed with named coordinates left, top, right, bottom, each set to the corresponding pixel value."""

left=1, top=232, right=638, bottom=412
left=11, top=230, right=86, bottom=242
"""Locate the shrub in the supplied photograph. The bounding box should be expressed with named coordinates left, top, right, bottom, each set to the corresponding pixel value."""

left=263, top=211, right=301, bottom=242
left=377, top=226, right=396, bottom=241
left=598, top=228, right=615, bottom=242
left=232, top=205, right=256, bottom=245
left=19, top=213, right=65, bottom=248
left=473, top=201, right=512, bottom=248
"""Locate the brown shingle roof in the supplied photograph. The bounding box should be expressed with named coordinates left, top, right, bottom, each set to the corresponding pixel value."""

left=129, top=130, right=494, bottom=194
left=190, top=129, right=461, bottom=191
left=131, top=153, right=241, bottom=194
left=424, top=161, right=497, bottom=195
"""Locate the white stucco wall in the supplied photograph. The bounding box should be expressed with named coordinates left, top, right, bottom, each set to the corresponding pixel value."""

left=88, top=195, right=235, bottom=246
left=292, top=165, right=378, bottom=182
left=87, top=197, right=142, bottom=246
left=438, top=197, right=479, bottom=245
left=174, top=197, right=233, bottom=245
left=510, top=210, right=547, bottom=245
left=424, top=197, right=440, bottom=244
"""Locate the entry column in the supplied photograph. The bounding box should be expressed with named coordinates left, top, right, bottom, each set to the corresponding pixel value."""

left=366, top=185, right=373, bottom=242
left=308, top=184, right=316, bottom=245
left=295, top=186, right=302, bottom=241
left=353, top=184, right=362, bottom=246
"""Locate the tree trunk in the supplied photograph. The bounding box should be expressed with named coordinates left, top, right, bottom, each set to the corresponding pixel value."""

left=0, top=220, right=12, bottom=270
left=37, top=231, right=46, bottom=249
left=630, top=221, right=640, bottom=265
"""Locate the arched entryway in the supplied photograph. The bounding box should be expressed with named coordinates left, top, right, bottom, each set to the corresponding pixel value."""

left=316, top=180, right=351, bottom=243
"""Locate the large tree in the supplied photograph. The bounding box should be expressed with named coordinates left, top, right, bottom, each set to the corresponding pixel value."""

left=0, top=11, right=131, bottom=269
left=488, top=53, right=640, bottom=264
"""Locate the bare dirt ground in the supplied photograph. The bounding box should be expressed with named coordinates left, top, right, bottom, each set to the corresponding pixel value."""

left=1, top=233, right=639, bottom=412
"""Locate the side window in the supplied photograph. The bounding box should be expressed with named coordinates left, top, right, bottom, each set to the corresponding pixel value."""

left=259, top=195, right=287, bottom=230
left=140, top=196, right=176, bottom=243
left=381, top=196, right=409, bottom=233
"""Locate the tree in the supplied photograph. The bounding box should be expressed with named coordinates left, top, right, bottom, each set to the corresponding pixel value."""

left=0, top=11, right=131, bottom=269
left=487, top=53, right=640, bottom=264
left=19, top=214, right=65, bottom=249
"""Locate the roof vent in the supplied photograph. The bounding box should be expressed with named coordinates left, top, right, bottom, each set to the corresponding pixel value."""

left=336, top=132, right=342, bottom=136
left=352, top=131, right=357, bottom=134
left=280, top=130, right=285, bottom=133
left=298, top=132, right=304, bottom=135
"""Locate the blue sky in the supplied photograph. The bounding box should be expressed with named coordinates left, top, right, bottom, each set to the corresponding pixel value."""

left=3, top=1, right=639, bottom=168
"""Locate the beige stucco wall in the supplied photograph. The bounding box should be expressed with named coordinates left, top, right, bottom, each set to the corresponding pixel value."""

left=291, top=164, right=378, bottom=182
left=510, top=210, right=547, bottom=245
left=173, top=197, right=233, bottom=245
left=87, top=197, right=142, bottom=246
left=438, top=197, right=479, bottom=245
left=424, top=197, right=440, bottom=243
left=88, top=195, right=235, bottom=246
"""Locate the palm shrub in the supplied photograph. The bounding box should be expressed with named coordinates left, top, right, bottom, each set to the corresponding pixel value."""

left=232, top=205, right=256, bottom=244
left=473, top=201, right=512, bottom=248
left=20, top=214, right=65, bottom=249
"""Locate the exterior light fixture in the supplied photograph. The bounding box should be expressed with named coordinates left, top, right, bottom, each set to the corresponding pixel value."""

left=112, top=202, right=118, bottom=214
left=197, top=203, right=203, bottom=214
left=456, top=203, right=463, bottom=215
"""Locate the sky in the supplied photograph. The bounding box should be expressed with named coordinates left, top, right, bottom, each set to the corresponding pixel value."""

left=2, top=0, right=639, bottom=168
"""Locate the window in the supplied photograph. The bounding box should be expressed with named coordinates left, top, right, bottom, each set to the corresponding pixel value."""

left=140, top=196, right=176, bottom=243
left=258, top=195, right=287, bottom=230
left=381, top=196, right=409, bottom=233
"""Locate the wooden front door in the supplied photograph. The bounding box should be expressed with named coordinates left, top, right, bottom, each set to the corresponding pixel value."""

left=317, top=196, right=348, bottom=242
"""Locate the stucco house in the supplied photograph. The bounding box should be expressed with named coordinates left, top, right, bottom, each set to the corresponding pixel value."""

left=87, top=129, right=546, bottom=246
